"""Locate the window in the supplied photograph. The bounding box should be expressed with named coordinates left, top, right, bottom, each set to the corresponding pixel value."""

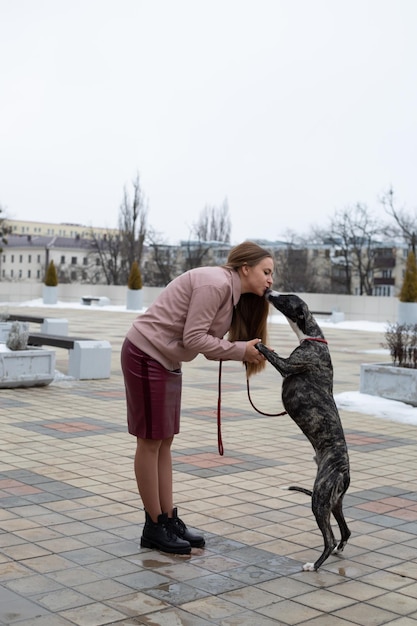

left=18, top=269, right=22, bottom=278
left=71, top=257, right=77, bottom=265
left=96, top=258, right=100, bottom=266
left=36, top=270, right=40, bottom=279
left=37, top=254, right=41, bottom=263
left=2, top=255, right=5, bottom=262
left=28, top=270, right=31, bottom=278
left=60, top=256, right=65, bottom=264
left=11, top=255, right=14, bottom=263
left=28, top=254, right=32, bottom=263
left=11, top=269, right=14, bottom=277
left=83, top=257, right=88, bottom=265
left=19, top=255, right=23, bottom=263
left=70, top=270, right=77, bottom=281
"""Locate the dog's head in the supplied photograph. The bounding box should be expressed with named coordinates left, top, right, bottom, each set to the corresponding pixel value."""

left=265, top=290, right=312, bottom=337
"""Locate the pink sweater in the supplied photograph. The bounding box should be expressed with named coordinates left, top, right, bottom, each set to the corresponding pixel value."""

left=126, top=266, right=247, bottom=370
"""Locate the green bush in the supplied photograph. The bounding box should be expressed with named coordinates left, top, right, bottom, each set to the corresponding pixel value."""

left=399, top=250, right=417, bottom=302
left=127, top=261, right=142, bottom=290
left=44, top=260, right=58, bottom=286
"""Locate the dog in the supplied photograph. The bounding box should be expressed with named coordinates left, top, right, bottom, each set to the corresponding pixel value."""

left=256, top=291, right=351, bottom=571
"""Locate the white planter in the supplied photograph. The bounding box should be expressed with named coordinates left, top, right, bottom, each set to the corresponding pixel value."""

left=0, top=347, right=56, bottom=388
left=43, top=285, right=58, bottom=305
left=360, top=362, right=417, bottom=406
left=126, top=288, right=143, bottom=311
left=397, top=301, right=417, bottom=324
left=0, top=322, right=15, bottom=343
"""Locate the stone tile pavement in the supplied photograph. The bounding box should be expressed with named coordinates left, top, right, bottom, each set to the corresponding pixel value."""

left=1, top=305, right=417, bottom=625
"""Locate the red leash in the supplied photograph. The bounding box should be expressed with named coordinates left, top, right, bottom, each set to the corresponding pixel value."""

left=217, top=361, right=225, bottom=456
left=217, top=361, right=286, bottom=456
left=246, top=375, right=287, bottom=417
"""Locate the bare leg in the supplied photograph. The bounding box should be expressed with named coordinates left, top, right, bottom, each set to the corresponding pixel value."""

left=135, top=436, right=175, bottom=521
left=158, top=436, right=174, bottom=516
left=135, top=437, right=163, bottom=522
left=136, top=435, right=204, bottom=551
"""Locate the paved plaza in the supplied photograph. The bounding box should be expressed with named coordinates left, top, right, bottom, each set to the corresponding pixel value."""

left=1, top=305, right=417, bottom=625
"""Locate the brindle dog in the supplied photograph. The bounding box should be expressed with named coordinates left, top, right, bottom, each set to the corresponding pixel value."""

left=256, top=291, right=351, bottom=571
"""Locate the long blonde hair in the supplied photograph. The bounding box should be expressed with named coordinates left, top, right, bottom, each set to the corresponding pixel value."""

left=224, top=241, right=273, bottom=377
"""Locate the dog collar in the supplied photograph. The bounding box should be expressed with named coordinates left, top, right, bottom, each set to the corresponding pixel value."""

left=303, top=337, right=328, bottom=344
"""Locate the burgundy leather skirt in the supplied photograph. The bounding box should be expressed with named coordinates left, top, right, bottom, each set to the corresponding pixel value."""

left=121, top=338, right=182, bottom=439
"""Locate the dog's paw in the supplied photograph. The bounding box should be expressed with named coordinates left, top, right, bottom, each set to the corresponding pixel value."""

left=302, top=562, right=316, bottom=572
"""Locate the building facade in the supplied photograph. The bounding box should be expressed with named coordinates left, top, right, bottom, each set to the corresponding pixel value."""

left=5, top=218, right=116, bottom=240
left=0, top=219, right=409, bottom=295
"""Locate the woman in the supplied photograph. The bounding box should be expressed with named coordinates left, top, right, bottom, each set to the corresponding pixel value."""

left=121, top=241, right=274, bottom=554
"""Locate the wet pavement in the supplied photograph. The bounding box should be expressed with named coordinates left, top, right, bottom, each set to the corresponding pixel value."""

left=1, top=305, right=417, bottom=625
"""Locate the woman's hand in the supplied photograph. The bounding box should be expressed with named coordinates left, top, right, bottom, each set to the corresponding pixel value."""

left=244, top=338, right=265, bottom=363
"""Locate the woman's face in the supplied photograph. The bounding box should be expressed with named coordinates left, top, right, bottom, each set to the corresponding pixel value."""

left=240, top=257, right=274, bottom=296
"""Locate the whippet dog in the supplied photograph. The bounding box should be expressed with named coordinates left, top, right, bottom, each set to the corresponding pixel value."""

left=256, top=291, right=351, bottom=571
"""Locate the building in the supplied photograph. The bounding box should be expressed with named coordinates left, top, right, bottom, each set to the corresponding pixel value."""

left=0, top=234, right=95, bottom=283
left=0, top=219, right=410, bottom=294
left=4, top=218, right=117, bottom=240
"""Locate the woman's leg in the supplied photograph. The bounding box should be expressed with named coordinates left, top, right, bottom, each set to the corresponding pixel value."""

left=136, top=436, right=191, bottom=554
left=158, top=436, right=174, bottom=515
left=157, top=437, right=206, bottom=549
left=135, top=437, right=163, bottom=522
left=135, top=436, right=174, bottom=520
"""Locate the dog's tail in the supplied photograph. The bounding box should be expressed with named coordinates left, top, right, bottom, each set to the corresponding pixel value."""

left=286, top=486, right=313, bottom=496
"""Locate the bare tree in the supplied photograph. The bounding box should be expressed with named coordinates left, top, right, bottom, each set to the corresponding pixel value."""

left=325, top=204, right=384, bottom=295
left=145, top=228, right=177, bottom=286
left=274, top=230, right=327, bottom=292
left=380, top=186, right=417, bottom=253
left=119, top=172, right=148, bottom=270
left=87, top=232, right=126, bottom=285
left=184, top=199, right=231, bottom=270
left=182, top=238, right=212, bottom=271
left=89, top=172, right=148, bottom=285
left=193, top=199, right=231, bottom=243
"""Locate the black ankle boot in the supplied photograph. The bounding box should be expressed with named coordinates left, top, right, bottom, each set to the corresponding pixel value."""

left=140, top=512, right=191, bottom=554
left=167, top=507, right=205, bottom=548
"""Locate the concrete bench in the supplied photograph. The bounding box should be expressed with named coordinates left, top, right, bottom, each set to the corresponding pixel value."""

left=81, top=296, right=111, bottom=307
left=6, top=314, right=68, bottom=335
left=311, top=310, right=345, bottom=323
left=27, top=333, right=112, bottom=380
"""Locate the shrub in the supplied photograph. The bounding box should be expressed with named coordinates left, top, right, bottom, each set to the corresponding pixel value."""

left=6, top=321, right=29, bottom=351
left=127, top=261, right=142, bottom=290
left=384, top=322, right=417, bottom=368
left=44, top=260, right=58, bottom=286
left=399, top=250, right=417, bottom=302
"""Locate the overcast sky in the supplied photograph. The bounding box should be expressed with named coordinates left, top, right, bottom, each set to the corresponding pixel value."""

left=1, top=0, right=417, bottom=244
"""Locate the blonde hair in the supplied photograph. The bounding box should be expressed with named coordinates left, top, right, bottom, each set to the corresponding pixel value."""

left=224, top=241, right=273, bottom=377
